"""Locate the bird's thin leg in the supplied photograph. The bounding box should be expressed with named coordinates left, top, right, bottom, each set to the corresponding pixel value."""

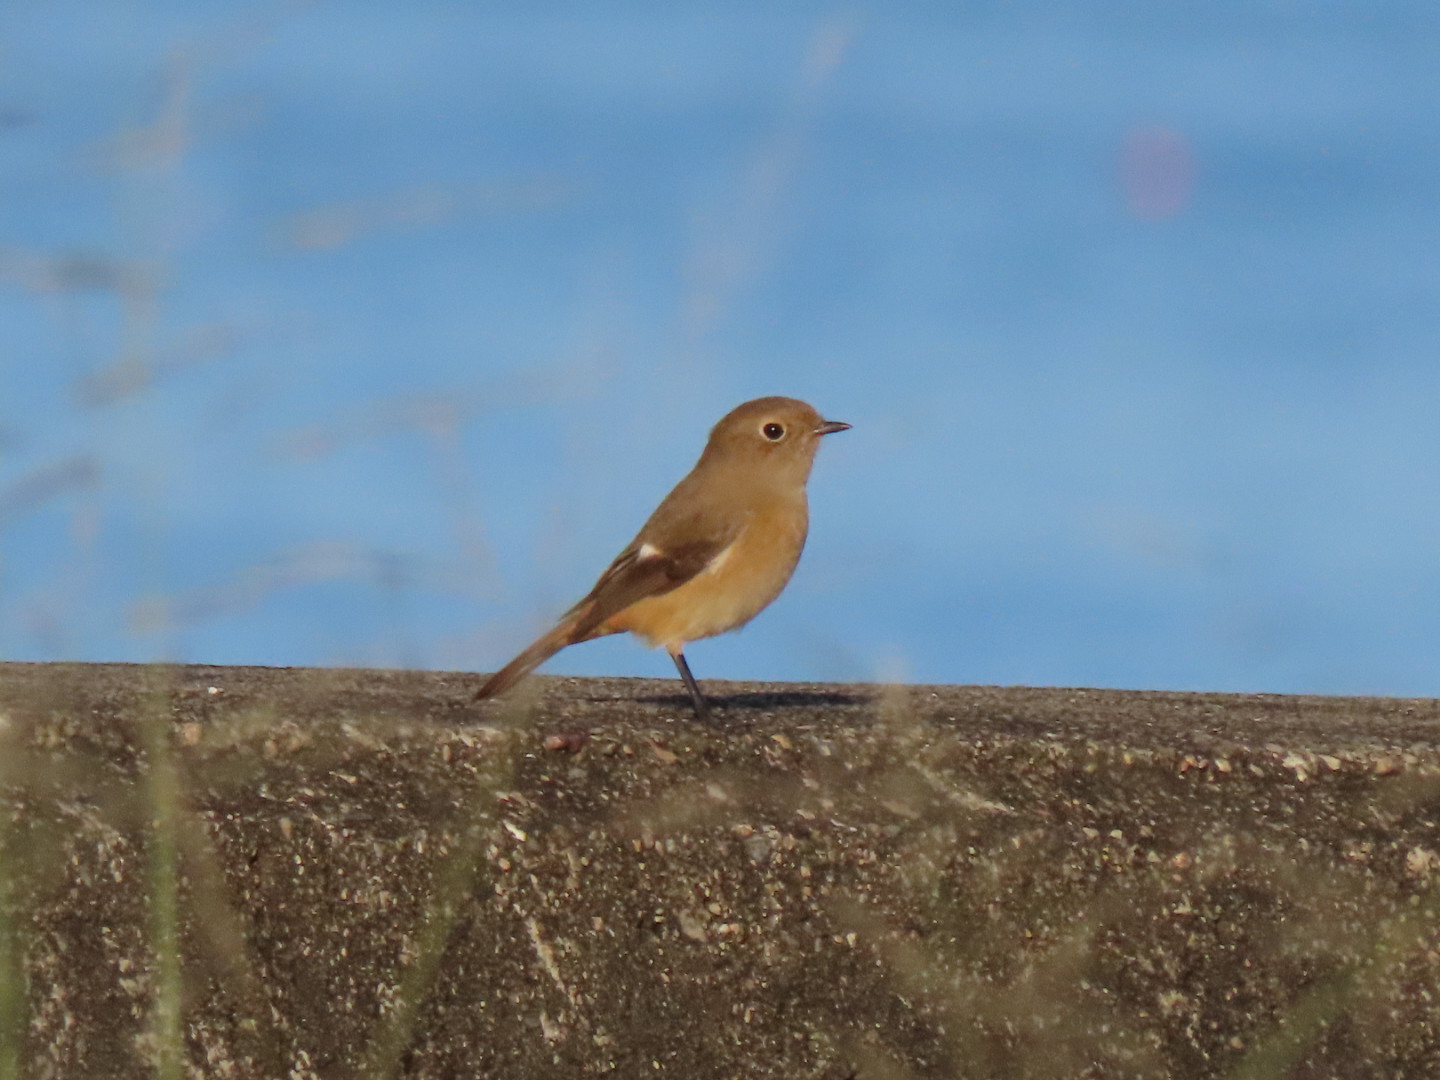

left=670, top=650, right=711, bottom=721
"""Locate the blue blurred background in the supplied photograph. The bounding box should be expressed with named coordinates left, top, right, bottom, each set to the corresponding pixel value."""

left=3, top=2, right=1438, bottom=696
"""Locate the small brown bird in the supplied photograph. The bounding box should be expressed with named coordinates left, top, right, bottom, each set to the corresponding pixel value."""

left=475, top=396, right=850, bottom=718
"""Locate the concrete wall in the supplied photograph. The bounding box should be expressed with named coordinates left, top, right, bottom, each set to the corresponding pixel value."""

left=2, top=662, right=1438, bottom=1078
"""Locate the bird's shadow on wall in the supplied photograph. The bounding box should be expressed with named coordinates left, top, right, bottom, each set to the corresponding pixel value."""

left=636, top=689, right=868, bottom=713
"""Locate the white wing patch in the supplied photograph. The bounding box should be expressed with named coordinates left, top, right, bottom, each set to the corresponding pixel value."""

left=700, top=541, right=735, bottom=575
left=636, top=535, right=735, bottom=577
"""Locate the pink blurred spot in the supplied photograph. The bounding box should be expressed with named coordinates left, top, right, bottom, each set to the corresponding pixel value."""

left=1121, top=126, right=1196, bottom=220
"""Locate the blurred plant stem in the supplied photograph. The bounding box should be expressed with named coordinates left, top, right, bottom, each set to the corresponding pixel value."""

left=0, top=832, right=22, bottom=1079
left=143, top=676, right=184, bottom=1080
left=357, top=702, right=526, bottom=1080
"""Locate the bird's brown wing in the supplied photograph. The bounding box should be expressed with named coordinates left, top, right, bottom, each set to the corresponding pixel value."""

left=565, top=527, right=739, bottom=640
left=473, top=524, right=739, bottom=701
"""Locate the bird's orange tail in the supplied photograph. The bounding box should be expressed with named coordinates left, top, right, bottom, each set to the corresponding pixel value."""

left=474, top=606, right=593, bottom=701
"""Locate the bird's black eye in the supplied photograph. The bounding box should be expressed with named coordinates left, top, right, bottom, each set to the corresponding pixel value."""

left=762, top=422, right=785, bottom=441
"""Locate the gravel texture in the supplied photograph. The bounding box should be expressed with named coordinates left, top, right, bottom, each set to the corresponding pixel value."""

left=2, top=661, right=1440, bottom=1079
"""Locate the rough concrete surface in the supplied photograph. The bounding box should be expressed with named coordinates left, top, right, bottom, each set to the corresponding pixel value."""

left=2, top=662, right=1440, bottom=1079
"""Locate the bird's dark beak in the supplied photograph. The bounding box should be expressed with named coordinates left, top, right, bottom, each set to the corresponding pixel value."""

left=814, top=419, right=851, bottom=436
